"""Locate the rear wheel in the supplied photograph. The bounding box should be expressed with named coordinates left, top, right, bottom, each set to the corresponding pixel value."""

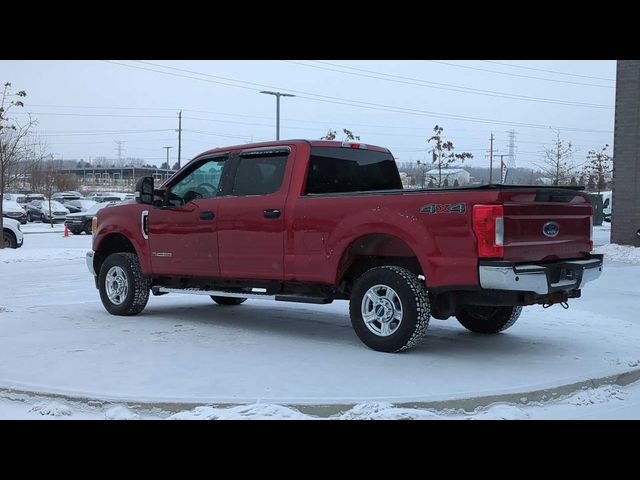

left=99, top=253, right=150, bottom=316
left=83, top=221, right=92, bottom=235
left=210, top=296, right=247, bottom=306
left=456, top=305, right=523, bottom=334
left=3, top=231, right=17, bottom=249
left=349, top=266, right=430, bottom=353
left=26, top=212, right=33, bottom=222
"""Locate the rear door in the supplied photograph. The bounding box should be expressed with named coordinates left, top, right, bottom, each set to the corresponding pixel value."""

left=500, top=189, right=593, bottom=262
left=216, top=147, right=292, bottom=280
left=147, top=154, right=229, bottom=277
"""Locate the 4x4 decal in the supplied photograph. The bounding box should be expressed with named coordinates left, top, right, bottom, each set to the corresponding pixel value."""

left=420, top=203, right=466, bottom=214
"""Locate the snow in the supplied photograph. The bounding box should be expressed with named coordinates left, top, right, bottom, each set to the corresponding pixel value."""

left=595, top=243, right=640, bottom=265
left=0, top=223, right=639, bottom=419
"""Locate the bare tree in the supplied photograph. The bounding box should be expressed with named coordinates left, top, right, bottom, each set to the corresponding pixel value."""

left=1, top=82, right=36, bottom=248
left=427, top=125, right=473, bottom=188
left=540, top=130, right=575, bottom=186
left=40, top=161, right=59, bottom=228
left=320, top=128, right=360, bottom=141
left=585, top=144, right=611, bottom=194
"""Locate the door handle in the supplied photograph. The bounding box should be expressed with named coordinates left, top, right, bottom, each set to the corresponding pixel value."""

left=263, top=209, right=281, bottom=219
left=199, top=211, right=215, bottom=220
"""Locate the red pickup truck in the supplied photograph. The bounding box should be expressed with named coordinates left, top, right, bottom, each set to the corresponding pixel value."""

left=87, top=140, right=603, bottom=352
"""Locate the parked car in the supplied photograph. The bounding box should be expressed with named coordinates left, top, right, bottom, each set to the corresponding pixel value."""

left=1, top=199, right=27, bottom=224
left=93, top=195, right=124, bottom=203
left=65, top=201, right=114, bottom=235
left=61, top=198, right=97, bottom=213
left=26, top=200, right=70, bottom=223
left=602, top=191, right=612, bottom=222
left=87, top=140, right=603, bottom=353
left=2, top=217, right=23, bottom=249
left=52, top=192, right=82, bottom=202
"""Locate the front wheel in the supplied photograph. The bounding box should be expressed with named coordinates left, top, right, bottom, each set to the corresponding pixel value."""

left=456, top=305, right=523, bottom=334
left=210, top=296, right=247, bottom=306
left=3, top=231, right=17, bottom=249
left=98, top=252, right=150, bottom=315
left=349, top=266, right=430, bottom=353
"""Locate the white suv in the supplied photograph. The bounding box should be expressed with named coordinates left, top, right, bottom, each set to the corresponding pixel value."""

left=2, top=218, right=24, bottom=249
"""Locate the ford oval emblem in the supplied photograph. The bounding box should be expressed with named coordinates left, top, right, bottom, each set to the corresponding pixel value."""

left=543, top=222, right=560, bottom=238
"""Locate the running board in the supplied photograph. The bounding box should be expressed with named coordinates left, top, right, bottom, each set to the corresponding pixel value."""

left=153, top=287, right=332, bottom=304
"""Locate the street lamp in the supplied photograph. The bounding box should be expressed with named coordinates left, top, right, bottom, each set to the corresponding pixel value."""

left=260, top=91, right=296, bottom=140
left=163, top=146, right=173, bottom=168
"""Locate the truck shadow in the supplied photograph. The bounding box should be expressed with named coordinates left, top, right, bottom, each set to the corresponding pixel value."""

left=141, top=300, right=570, bottom=359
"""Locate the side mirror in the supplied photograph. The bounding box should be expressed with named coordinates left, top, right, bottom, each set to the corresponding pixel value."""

left=135, top=176, right=154, bottom=205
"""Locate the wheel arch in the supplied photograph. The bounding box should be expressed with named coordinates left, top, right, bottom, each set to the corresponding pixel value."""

left=93, top=232, right=139, bottom=276
left=335, top=232, right=425, bottom=295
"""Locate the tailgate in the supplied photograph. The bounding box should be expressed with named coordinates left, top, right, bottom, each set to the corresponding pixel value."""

left=501, top=189, right=592, bottom=263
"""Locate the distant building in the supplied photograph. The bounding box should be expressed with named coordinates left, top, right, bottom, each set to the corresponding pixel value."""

left=55, top=166, right=177, bottom=190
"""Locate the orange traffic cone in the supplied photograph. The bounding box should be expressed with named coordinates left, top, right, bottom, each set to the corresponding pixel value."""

left=64, top=223, right=69, bottom=237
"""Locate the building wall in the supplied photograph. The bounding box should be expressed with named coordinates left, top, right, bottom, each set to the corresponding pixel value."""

left=612, top=61, right=640, bottom=246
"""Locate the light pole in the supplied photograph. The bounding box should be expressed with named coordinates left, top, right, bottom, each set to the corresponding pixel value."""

left=260, top=91, right=296, bottom=140
left=163, top=146, right=173, bottom=168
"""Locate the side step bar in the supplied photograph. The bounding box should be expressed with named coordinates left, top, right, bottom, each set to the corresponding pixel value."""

left=152, top=287, right=333, bottom=305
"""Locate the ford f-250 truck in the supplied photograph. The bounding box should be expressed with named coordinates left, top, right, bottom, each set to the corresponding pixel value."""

left=86, top=140, right=603, bottom=352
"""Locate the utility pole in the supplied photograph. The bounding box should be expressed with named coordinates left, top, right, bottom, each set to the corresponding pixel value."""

left=115, top=140, right=124, bottom=163
left=177, top=110, right=182, bottom=170
left=499, top=154, right=505, bottom=183
left=260, top=91, right=296, bottom=140
left=163, top=146, right=173, bottom=168
left=489, top=133, right=494, bottom=184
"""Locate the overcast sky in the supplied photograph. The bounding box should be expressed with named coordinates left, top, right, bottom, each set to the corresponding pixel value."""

left=2, top=60, right=616, bottom=169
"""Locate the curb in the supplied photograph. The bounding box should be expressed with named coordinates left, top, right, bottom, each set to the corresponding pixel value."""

left=2, top=368, right=640, bottom=418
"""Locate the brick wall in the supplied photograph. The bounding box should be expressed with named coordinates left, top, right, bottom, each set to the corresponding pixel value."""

left=612, top=61, right=640, bottom=246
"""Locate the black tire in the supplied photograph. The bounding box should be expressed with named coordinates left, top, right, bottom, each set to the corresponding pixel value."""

left=83, top=221, right=92, bottom=235
left=26, top=212, right=33, bottom=222
left=456, top=305, right=523, bottom=334
left=210, top=296, right=247, bottom=306
left=70, top=229, right=81, bottom=235
left=98, top=252, right=150, bottom=316
left=40, top=213, right=46, bottom=223
left=3, top=231, right=17, bottom=249
left=349, top=266, right=430, bottom=353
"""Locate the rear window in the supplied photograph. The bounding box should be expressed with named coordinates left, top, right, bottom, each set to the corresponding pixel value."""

left=305, top=147, right=402, bottom=194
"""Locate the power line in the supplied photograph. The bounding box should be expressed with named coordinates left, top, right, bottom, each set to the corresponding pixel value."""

left=481, top=61, right=615, bottom=82
left=284, top=60, right=613, bottom=109
left=427, top=60, right=615, bottom=88
left=101, top=61, right=613, bottom=134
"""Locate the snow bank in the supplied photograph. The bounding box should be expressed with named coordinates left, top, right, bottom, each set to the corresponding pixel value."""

left=169, top=403, right=309, bottom=420
left=29, top=401, right=72, bottom=417
left=104, top=405, right=139, bottom=420
left=595, top=243, right=640, bottom=265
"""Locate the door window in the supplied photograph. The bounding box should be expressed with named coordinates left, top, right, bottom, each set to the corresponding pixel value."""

left=231, top=154, right=287, bottom=196
left=168, top=158, right=227, bottom=206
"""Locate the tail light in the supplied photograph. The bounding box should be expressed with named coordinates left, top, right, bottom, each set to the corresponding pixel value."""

left=473, top=204, right=504, bottom=258
left=92, top=216, right=98, bottom=237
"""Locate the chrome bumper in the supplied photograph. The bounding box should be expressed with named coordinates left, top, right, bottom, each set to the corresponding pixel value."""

left=479, top=255, right=603, bottom=295
left=86, top=251, right=96, bottom=276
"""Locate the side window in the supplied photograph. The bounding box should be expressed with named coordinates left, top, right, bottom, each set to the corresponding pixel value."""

left=305, top=147, right=402, bottom=194
left=168, top=158, right=226, bottom=206
left=232, top=154, right=287, bottom=196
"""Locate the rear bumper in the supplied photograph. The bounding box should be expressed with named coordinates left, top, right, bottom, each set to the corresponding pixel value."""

left=479, top=254, right=603, bottom=295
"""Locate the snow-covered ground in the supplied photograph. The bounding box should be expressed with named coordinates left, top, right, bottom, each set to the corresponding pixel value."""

left=1, top=223, right=640, bottom=419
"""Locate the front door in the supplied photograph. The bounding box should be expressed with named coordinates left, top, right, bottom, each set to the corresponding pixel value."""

left=216, top=147, right=292, bottom=280
left=147, top=155, right=228, bottom=277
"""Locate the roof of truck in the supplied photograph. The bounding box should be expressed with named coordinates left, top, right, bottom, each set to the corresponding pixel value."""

left=192, top=139, right=391, bottom=160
